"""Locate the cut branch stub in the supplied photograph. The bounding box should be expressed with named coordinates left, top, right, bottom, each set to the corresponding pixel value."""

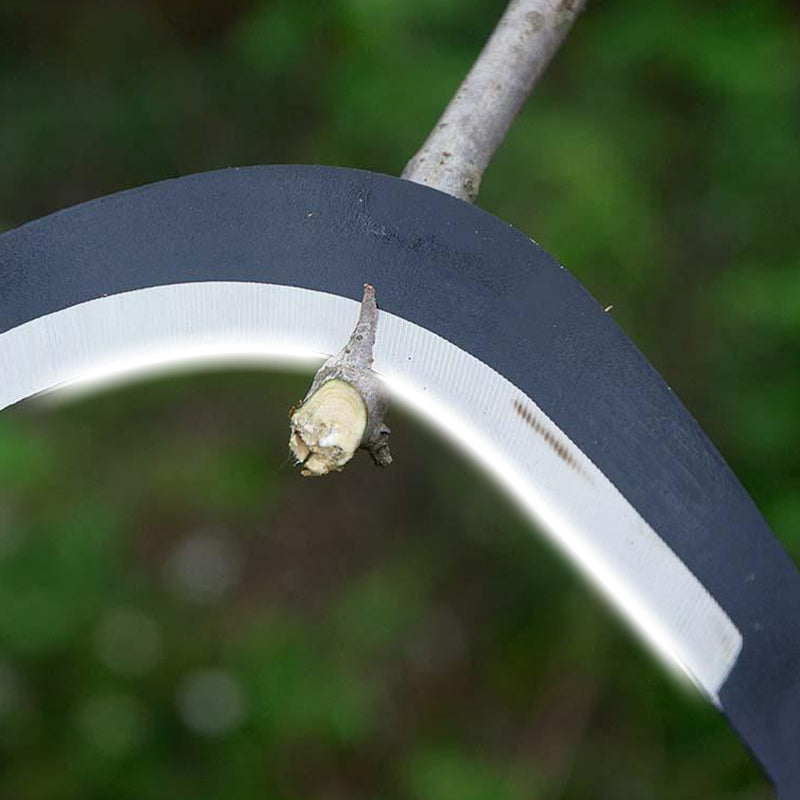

left=289, top=285, right=392, bottom=476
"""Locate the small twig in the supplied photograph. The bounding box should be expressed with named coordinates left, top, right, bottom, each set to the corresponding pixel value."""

left=289, top=285, right=391, bottom=476
left=402, top=0, right=587, bottom=202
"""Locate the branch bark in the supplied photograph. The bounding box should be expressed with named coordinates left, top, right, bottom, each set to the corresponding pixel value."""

left=402, top=0, right=587, bottom=203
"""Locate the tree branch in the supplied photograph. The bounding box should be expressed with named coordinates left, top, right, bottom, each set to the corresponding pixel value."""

left=290, top=1, right=587, bottom=475
left=402, top=0, right=587, bottom=203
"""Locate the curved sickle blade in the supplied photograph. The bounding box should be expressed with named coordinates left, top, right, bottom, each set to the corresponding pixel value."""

left=0, top=165, right=798, bottom=796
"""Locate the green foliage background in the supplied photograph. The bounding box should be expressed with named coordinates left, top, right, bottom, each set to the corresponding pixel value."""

left=0, top=1, right=798, bottom=798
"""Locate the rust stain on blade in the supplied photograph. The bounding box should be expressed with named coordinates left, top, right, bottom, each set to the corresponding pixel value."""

left=513, top=399, right=592, bottom=481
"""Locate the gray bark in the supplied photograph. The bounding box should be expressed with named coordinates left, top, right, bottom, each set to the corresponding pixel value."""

left=402, top=0, right=587, bottom=203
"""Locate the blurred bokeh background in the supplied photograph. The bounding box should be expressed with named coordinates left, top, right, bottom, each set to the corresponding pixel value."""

left=0, top=0, right=798, bottom=797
